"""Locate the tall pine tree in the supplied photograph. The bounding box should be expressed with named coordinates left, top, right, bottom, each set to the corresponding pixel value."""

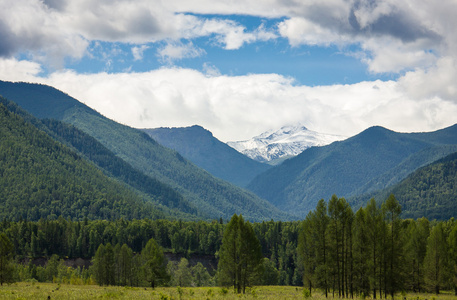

left=217, top=214, right=263, bottom=293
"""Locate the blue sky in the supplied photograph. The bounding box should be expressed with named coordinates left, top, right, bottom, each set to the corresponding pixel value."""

left=61, top=15, right=394, bottom=86
left=1, top=1, right=456, bottom=141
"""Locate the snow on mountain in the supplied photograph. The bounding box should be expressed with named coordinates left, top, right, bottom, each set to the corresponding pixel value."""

left=227, top=125, right=346, bottom=164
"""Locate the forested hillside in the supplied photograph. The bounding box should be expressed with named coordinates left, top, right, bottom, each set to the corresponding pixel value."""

left=142, top=125, right=270, bottom=187
left=0, top=81, right=289, bottom=221
left=0, top=98, right=164, bottom=221
left=42, top=119, right=196, bottom=215
left=248, top=125, right=457, bottom=217
left=351, top=151, right=457, bottom=220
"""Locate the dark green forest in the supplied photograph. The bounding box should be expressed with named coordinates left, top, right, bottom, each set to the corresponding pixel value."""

left=0, top=100, right=169, bottom=221
left=0, top=216, right=299, bottom=289
left=1, top=195, right=457, bottom=297
left=42, top=119, right=196, bottom=215
left=0, top=80, right=289, bottom=221
left=350, top=150, right=457, bottom=220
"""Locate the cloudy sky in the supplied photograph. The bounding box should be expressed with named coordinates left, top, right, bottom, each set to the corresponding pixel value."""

left=0, top=0, right=456, bottom=141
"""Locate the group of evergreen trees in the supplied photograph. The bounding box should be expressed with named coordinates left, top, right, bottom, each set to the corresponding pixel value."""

left=299, top=194, right=457, bottom=298
left=2, top=196, right=457, bottom=296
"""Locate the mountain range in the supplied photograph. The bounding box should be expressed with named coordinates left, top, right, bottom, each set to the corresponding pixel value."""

left=228, top=124, right=346, bottom=164
left=142, top=126, right=270, bottom=187
left=247, top=125, right=457, bottom=217
left=1, top=80, right=457, bottom=222
left=0, top=96, right=168, bottom=221
left=0, top=80, right=289, bottom=222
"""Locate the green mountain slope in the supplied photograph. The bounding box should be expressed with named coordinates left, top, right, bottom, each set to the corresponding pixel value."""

left=141, top=125, right=271, bottom=187
left=42, top=119, right=197, bottom=215
left=351, top=152, right=457, bottom=220
left=390, top=152, right=457, bottom=220
left=248, top=125, right=457, bottom=217
left=0, top=81, right=290, bottom=221
left=0, top=97, right=165, bottom=221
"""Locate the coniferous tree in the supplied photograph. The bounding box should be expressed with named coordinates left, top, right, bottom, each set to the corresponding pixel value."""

left=298, top=199, right=329, bottom=297
left=141, top=237, right=169, bottom=289
left=118, top=244, right=133, bottom=286
left=365, top=198, right=384, bottom=299
left=327, top=195, right=352, bottom=298
left=298, top=213, right=315, bottom=293
left=383, top=194, right=404, bottom=298
left=104, top=243, right=115, bottom=285
left=217, top=214, right=263, bottom=294
left=424, top=223, right=448, bottom=294
left=448, top=222, right=457, bottom=295
left=405, top=218, right=429, bottom=292
left=327, top=195, right=342, bottom=297
left=352, top=207, right=370, bottom=298
left=0, top=233, right=15, bottom=285
left=92, top=244, right=107, bottom=285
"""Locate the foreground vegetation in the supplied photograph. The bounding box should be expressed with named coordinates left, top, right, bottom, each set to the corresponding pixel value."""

left=2, top=195, right=457, bottom=298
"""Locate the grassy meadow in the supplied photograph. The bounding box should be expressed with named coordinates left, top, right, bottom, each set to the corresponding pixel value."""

left=0, top=283, right=456, bottom=300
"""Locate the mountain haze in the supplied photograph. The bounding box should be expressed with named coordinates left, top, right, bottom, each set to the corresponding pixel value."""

left=248, top=125, right=457, bottom=217
left=142, top=125, right=270, bottom=187
left=0, top=80, right=290, bottom=221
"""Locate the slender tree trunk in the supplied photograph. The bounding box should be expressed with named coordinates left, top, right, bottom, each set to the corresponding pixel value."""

left=324, top=236, right=328, bottom=298
left=373, top=246, right=377, bottom=299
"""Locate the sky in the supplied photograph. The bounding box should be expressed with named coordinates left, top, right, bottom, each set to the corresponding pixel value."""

left=0, top=0, right=457, bottom=142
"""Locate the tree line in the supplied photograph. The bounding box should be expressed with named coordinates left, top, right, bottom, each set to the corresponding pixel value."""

left=299, top=194, right=457, bottom=298
left=1, top=195, right=457, bottom=296
left=0, top=217, right=298, bottom=288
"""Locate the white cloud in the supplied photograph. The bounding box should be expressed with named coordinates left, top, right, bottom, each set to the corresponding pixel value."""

left=157, top=41, right=205, bottom=62
left=131, top=45, right=149, bottom=61
left=398, top=56, right=457, bottom=102
left=1, top=0, right=457, bottom=143
left=1, top=65, right=450, bottom=142
left=278, top=17, right=348, bottom=47
left=0, top=58, right=43, bottom=82
left=0, top=0, right=278, bottom=66
left=202, top=63, right=221, bottom=77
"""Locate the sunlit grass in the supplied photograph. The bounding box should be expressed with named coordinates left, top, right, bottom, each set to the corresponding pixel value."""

left=0, top=283, right=455, bottom=299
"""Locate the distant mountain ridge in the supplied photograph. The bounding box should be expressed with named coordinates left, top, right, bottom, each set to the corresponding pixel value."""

left=0, top=80, right=290, bottom=221
left=141, top=125, right=270, bottom=187
left=248, top=125, right=457, bottom=217
left=228, top=124, right=346, bottom=164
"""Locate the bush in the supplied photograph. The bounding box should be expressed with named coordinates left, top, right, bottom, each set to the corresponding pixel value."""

left=303, top=288, right=311, bottom=298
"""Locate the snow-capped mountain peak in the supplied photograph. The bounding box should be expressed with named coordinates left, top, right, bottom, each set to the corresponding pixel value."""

left=228, top=125, right=346, bottom=164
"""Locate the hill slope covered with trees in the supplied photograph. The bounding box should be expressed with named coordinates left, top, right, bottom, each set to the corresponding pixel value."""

left=248, top=125, right=457, bottom=217
left=0, top=81, right=289, bottom=221
left=0, top=97, right=166, bottom=221
left=351, top=151, right=457, bottom=220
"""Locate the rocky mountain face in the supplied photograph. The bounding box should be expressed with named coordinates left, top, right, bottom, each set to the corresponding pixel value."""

left=228, top=125, right=346, bottom=164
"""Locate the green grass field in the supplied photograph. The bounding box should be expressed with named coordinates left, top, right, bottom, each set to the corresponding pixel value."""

left=0, top=283, right=456, bottom=299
